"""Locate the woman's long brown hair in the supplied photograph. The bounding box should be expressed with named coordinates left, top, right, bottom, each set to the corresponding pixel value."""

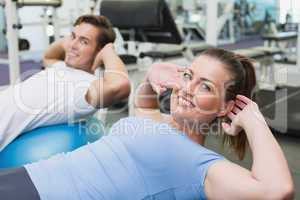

left=202, top=48, right=257, bottom=160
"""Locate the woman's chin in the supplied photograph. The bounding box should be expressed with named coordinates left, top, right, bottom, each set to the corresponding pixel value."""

left=171, top=107, right=218, bottom=125
left=171, top=109, right=193, bottom=122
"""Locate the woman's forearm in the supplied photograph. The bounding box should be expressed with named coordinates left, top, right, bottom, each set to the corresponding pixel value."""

left=134, top=77, right=159, bottom=109
left=243, top=117, right=293, bottom=195
left=134, top=62, right=183, bottom=110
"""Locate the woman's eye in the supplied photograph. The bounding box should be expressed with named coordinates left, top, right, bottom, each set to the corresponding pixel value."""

left=183, top=72, right=192, bottom=80
left=80, top=40, right=88, bottom=45
left=201, top=83, right=211, bottom=91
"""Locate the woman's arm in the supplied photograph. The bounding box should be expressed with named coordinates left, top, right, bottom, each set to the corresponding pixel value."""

left=205, top=95, right=294, bottom=199
left=134, top=63, right=184, bottom=120
left=134, top=77, right=160, bottom=109
left=133, top=77, right=163, bottom=121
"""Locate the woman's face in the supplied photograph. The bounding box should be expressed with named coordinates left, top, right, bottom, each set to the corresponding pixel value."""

left=170, top=55, right=234, bottom=126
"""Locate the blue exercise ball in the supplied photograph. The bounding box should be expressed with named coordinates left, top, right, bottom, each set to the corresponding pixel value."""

left=0, top=119, right=105, bottom=169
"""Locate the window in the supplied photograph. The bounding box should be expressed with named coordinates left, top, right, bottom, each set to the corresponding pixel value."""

left=279, top=0, right=300, bottom=23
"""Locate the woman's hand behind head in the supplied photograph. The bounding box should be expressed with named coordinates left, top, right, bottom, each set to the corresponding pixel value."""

left=222, top=95, right=266, bottom=136
left=146, top=63, right=185, bottom=95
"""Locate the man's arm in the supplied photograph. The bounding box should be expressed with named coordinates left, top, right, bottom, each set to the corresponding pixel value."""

left=43, top=39, right=65, bottom=68
left=86, top=43, right=130, bottom=108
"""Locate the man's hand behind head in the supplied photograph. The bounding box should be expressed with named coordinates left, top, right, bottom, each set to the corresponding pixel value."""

left=91, top=43, right=116, bottom=72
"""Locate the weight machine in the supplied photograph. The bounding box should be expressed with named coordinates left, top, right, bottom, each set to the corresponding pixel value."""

left=1, top=0, right=61, bottom=85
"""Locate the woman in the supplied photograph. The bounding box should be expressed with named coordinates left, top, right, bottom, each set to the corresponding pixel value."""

left=0, top=48, right=294, bottom=200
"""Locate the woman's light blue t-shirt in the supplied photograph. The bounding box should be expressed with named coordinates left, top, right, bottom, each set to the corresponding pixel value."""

left=25, top=117, right=224, bottom=200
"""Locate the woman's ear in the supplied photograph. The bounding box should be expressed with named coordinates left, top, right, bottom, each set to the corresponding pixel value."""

left=97, top=45, right=103, bottom=52
left=217, top=100, right=235, bottom=117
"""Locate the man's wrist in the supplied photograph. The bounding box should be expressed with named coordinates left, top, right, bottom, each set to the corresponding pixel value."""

left=101, top=50, right=118, bottom=63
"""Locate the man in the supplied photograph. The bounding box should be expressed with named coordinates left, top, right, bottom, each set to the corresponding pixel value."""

left=0, top=15, right=130, bottom=151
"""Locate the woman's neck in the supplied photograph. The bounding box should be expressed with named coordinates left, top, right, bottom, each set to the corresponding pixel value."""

left=166, top=116, right=205, bottom=145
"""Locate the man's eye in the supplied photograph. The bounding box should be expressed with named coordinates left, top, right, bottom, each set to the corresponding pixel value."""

left=80, top=40, right=88, bottom=45
left=183, top=72, right=192, bottom=80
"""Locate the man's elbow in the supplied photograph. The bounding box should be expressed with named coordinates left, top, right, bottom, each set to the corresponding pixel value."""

left=112, top=78, right=131, bottom=101
left=88, top=78, right=131, bottom=109
left=42, top=57, right=49, bottom=68
left=43, top=57, right=56, bottom=68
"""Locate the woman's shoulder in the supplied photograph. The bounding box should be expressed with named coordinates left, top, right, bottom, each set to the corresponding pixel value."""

left=109, top=117, right=221, bottom=151
left=109, top=116, right=183, bottom=135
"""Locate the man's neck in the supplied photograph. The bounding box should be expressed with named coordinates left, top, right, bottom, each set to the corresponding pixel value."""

left=66, top=63, right=93, bottom=74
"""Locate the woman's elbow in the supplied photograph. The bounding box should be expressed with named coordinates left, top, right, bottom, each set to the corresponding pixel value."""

left=267, top=182, right=295, bottom=200
left=278, top=183, right=294, bottom=200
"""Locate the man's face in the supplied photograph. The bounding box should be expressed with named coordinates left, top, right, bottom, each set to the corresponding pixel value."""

left=64, top=23, right=101, bottom=72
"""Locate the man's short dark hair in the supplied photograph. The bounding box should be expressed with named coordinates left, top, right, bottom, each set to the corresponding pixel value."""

left=74, top=15, right=116, bottom=47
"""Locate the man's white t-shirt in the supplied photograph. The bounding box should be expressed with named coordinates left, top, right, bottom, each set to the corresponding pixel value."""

left=0, top=61, right=100, bottom=151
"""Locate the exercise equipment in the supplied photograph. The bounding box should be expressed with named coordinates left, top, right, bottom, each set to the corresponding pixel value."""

left=297, top=22, right=300, bottom=67
left=234, top=0, right=255, bottom=36
left=18, top=38, right=30, bottom=50
left=262, top=32, right=297, bottom=48
left=177, top=0, right=206, bottom=42
left=101, top=0, right=189, bottom=116
left=0, top=118, right=105, bottom=169
left=0, top=4, right=6, bottom=51
left=257, top=87, right=300, bottom=136
left=262, top=31, right=298, bottom=64
left=101, top=0, right=183, bottom=60
left=233, top=46, right=282, bottom=91
left=101, top=0, right=212, bottom=63
left=176, top=0, right=235, bottom=45
left=101, top=0, right=187, bottom=71
left=16, top=0, right=61, bottom=7
left=182, top=24, right=205, bottom=42
left=1, top=0, right=62, bottom=85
